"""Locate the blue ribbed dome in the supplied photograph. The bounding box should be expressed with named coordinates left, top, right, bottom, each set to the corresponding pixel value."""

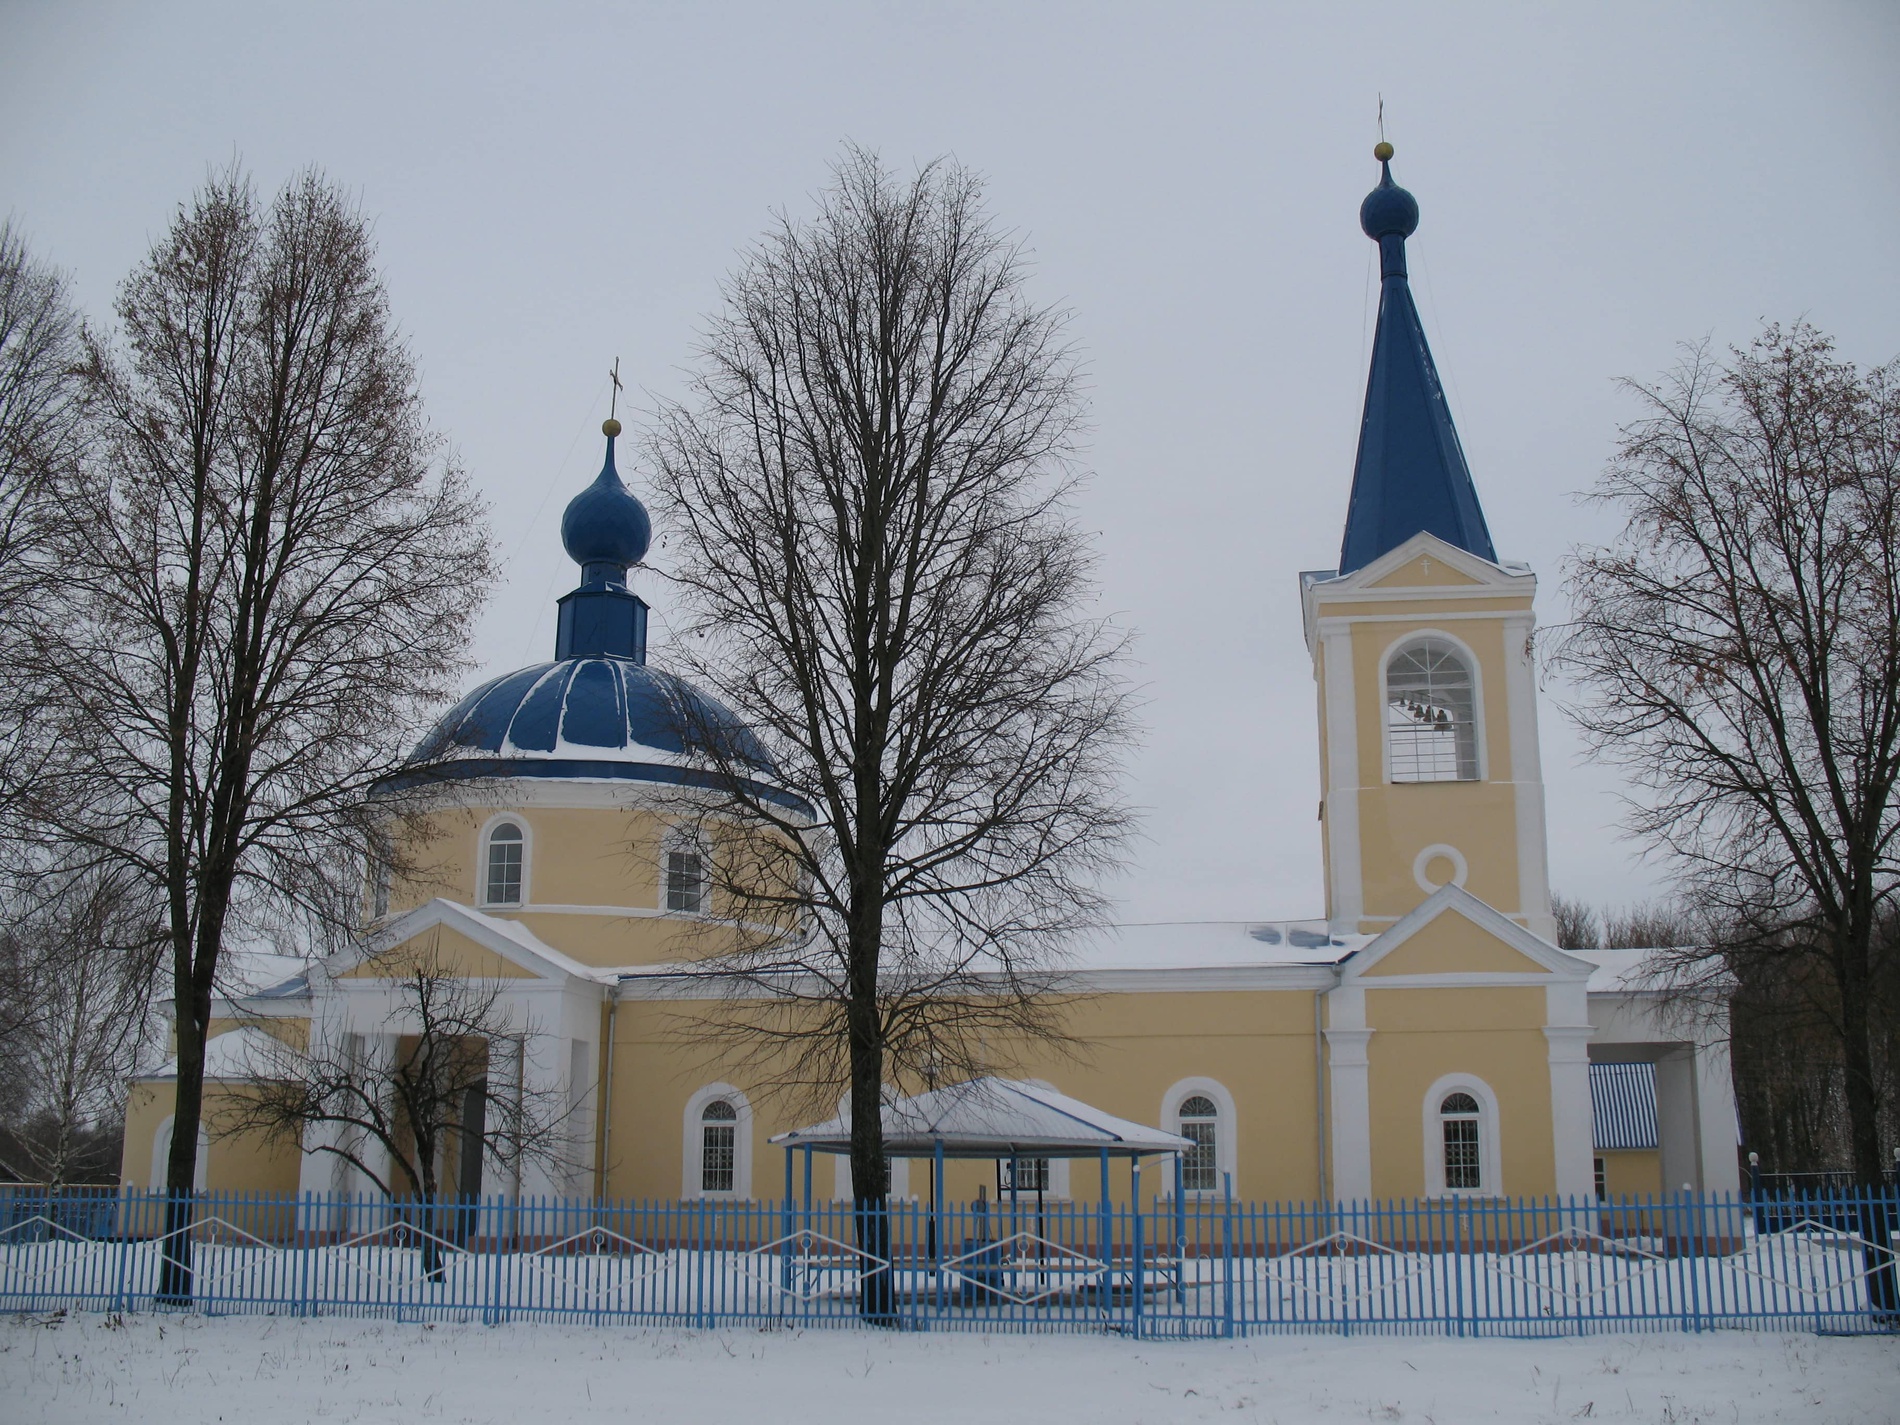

left=403, top=657, right=806, bottom=811
left=414, top=658, right=765, bottom=765
left=560, top=435, right=651, bottom=573
left=1359, top=162, right=1419, bottom=240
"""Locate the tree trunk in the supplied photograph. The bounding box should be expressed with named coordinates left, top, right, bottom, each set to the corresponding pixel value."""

left=1834, top=919, right=1900, bottom=1316
left=157, top=977, right=210, bottom=1303
left=847, top=907, right=893, bottom=1322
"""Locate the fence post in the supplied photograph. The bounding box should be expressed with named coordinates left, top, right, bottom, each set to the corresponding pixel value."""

left=1451, top=1196, right=1465, bottom=1338
left=1222, top=1171, right=1234, bottom=1339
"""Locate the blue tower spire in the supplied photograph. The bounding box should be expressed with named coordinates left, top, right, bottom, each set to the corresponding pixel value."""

left=1337, top=144, right=1496, bottom=575
left=554, top=418, right=652, bottom=660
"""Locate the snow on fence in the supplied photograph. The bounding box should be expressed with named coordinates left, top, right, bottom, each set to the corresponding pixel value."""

left=2, top=1186, right=1894, bottom=1337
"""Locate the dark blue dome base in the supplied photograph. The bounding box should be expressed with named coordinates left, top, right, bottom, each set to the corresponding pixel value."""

left=381, top=755, right=812, bottom=816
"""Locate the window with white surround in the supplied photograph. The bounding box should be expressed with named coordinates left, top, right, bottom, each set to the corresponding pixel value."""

left=663, top=836, right=706, bottom=914
left=1161, top=1078, right=1237, bottom=1196
left=483, top=821, right=525, bottom=906
left=683, top=1083, right=752, bottom=1198
left=1421, top=1074, right=1501, bottom=1197
left=1385, top=637, right=1479, bottom=783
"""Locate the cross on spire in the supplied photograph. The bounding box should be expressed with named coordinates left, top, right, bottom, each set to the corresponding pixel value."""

left=608, top=356, right=623, bottom=420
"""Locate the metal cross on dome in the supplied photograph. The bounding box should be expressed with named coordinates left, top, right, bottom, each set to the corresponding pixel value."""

left=608, top=356, right=623, bottom=421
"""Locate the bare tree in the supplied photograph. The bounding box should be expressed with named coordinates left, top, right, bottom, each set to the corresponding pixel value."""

left=0, top=868, right=161, bottom=1185
left=1551, top=892, right=1602, bottom=951
left=5, top=166, right=495, bottom=1297
left=647, top=147, right=1135, bottom=1317
left=1556, top=322, right=1900, bottom=1190
left=214, top=940, right=570, bottom=1279
left=0, top=223, right=88, bottom=800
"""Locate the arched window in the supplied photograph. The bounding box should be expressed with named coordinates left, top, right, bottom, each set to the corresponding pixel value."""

left=1439, top=1092, right=1483, bottom=1190
left=1178, top=1096, right=1219, bottom=1192
left=683, top=1083, right=753, bottom=1198
left=700, top=1099, right=737, bottom=1193
left=1385, top=638, right=1478, bottom=783
left=483, top=821, right=525, bottom=906
left=1162, top=1078, right=1236, bottom=1196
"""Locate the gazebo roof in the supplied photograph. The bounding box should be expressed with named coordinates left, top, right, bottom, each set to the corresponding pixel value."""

left=768, top=1077, right=1194, bottom=1159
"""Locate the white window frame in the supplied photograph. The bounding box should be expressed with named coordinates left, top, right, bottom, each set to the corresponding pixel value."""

left=682, top=1082, right=752, bottom=1199
left=1421, top=1073, right=1503, bottom=1198
left=478, top=814, right=532, bottom=908
left=1380, top=631, right=1486, bottom=785
left=660, top=828, right=709, bottom=916
left=1160, top=1077, right=1238, bottom=1198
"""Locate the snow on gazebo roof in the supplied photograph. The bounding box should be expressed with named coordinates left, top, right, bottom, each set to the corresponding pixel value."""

left=769, top=1077, right=1193, bottom=1159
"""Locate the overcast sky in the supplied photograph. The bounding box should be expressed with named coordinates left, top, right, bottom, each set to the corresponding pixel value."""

left=5, top=2, right=1897, bottom=926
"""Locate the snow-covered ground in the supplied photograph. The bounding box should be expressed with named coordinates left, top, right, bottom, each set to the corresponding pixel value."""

left=2, top=1314, right=1894, bottom=1423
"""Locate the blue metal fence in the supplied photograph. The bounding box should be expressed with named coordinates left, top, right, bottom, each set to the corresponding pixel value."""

left=2, top=1183, right=1894, bottom=1336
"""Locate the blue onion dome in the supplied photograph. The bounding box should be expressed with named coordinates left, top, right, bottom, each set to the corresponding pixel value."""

left=395, top=413, right=807, bottom=815
left=560, top=419, right=651, bottom=583
left=1359, top=142, right=1420, bottom=241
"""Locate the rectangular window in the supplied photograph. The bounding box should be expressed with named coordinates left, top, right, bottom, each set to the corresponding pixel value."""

left=1443, top=1118, right=1481, bottom=1190
left=486, top=841, right=522, bottom=906
left=1181, top=1121, right=1218, bottom=1192
left=702, top=1124, right=735, bottom=1193
left=666, top=850, right=704, bottom=914
left=1594, top=1155, right=1607, bottom=1200
left=998, top=1157, right=1049, bottom=1193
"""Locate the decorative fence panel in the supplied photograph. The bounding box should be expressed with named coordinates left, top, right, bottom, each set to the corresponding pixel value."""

left=2, top=1186, right=1894, bottom=1337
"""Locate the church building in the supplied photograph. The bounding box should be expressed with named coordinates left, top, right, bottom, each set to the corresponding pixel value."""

left=121, top=151, right=1740, bottom=1209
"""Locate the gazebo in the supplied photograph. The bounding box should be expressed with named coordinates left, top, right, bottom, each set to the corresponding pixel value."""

left=769, top=1078, right=1198, bottom=1306
left=768, top=1076, right=1195, bottom=1211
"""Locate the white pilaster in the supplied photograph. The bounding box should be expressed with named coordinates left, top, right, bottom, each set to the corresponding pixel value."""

left=1504, top=611, right=1556, bottom=942
left=1320, top=624, right=1363, bottom=932
left=1324, top=984, right=1373, bottom=1201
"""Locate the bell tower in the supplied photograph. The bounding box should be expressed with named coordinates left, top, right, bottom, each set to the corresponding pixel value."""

left=1301, top=146, right=1555, bottom=942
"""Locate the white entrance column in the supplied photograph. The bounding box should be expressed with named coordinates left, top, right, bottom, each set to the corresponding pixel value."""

left=1324, top=984, right=1373, bottom=1201
left=1544, top=981, right=1596, bottom=1202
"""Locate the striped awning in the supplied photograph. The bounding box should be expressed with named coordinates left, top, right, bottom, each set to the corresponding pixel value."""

left=1589, top=1061, right=1659, bottom=1150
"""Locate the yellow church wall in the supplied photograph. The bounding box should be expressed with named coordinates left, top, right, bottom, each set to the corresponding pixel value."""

left=1359, top=914, right=1548, bottom=977
left=1365, top=555, right=1485, bottom=588
left=598, top=987, right=1328, bottom=1204
left=117, top=1079, right=303, bottom=1200
left=340, top=926, right=536, bottom=979
left=1597, top=1149, right=1662, bottom=1199
left=1364, top=986, right=1554, bottom=1198
left=380, top=802, right=774, bottom=969
left=386, top=804, right=668, bottom=916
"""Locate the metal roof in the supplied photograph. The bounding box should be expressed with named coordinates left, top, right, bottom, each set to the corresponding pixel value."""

left=770, top=1077, right=1194, bottom=1159
left=1590, top=1060, right=1659, bottom=1150
left=1338, top=156, right=1497, bottom=576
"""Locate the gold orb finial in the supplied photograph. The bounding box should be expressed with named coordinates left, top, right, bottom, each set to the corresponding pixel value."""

left=1373, top=141, right=1394, bottom=162
left=602, top=417, right=623, bottom=438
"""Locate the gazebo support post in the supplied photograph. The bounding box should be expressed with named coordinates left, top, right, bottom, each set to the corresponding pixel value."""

left=1131, top=1156, right=1144, bottom=1338
left=1098, top=1147, right=1111, bottom=1308
left=802, top=1146, right=813, bottom=1239
left=933, top=1138, right=945, bottom=1305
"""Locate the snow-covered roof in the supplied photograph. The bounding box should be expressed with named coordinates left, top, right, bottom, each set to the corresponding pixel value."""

left=770, top=1077, right=1194, bottom=1159
left=142, top=1025, right=289, bottom=1082
left=1570, top=946, right=1670, bottom=994
left=1076, top=920, right=1370, bottom=970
